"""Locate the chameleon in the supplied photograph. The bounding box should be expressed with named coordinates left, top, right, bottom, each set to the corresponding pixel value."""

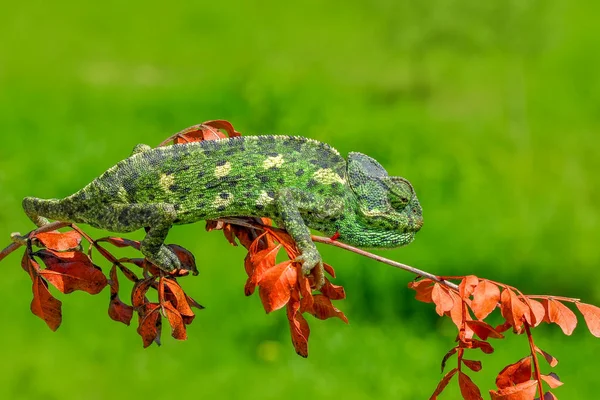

left=22, top=135, right=423, bottom=284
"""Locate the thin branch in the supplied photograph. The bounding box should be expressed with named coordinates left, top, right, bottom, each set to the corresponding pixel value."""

left=0, top=221, right=71, bottom=263
left=524, top=323, right=545, bottom=397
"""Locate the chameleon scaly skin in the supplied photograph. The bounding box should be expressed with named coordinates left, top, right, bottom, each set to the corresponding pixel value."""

left=22, top=136, right=423, bottom=279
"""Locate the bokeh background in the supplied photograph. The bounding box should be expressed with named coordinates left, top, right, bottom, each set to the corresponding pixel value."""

left=1, top=1, right=599, bottom=399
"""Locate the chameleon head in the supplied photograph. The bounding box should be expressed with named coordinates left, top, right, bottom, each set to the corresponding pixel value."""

left=345, top=152, right=423, bottom=248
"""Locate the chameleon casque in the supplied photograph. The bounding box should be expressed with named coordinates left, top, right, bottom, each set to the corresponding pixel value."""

left=22, top=135, right=423, bottom=282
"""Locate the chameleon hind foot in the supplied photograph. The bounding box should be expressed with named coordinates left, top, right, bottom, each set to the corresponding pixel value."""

left=294, top=251, right=325, bottom=289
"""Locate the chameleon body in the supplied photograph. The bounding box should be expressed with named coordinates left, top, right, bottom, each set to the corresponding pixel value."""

left=22, top=136, right=423, bottom=278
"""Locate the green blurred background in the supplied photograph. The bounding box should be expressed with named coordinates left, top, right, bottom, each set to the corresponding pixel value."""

left=1, top=1, right=599, bottom=399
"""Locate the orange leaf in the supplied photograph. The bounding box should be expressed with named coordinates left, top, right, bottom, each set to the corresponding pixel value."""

left=458, top=371, right=483, bottom=400
left=541, top=373, right=562, bottom=389
left=31, top=275, right=62, bottom=331
left=489, top=380, right=538, bottom=400
left=432, top=283, right=454, bottom=316
left=523, top=298, right=546, bottom=327
left=544, top=299, right=577, bottom=335
left=409, top=278, right=434, bottom=303
left=258, top=261, right=297, bottom=313
left=575, top=302, right=600, bottom=337
left=541, top=391, right=558, bottom=399
left=447, top=292, right=474, bottom=339
left=429, top=368, right=457, bottom=399
left=132, top=277, right=155, bottom=308
left=467, top=320, right=504, bottom=340
left=463, top=359, right=483, bottom=372
left=461, top=339, right=494, bottom=354
left=534, top=346, right=558, bottom=367
left=322, top=263, right=336, bottom=278
left=137, top=303, right=162, bottom=348
left=32, top=230, right=82, bottom=251
left=459, top=275, right=480, bottom=298
left=495, top=356, right=532, bottom=389
left=35, top=250, right=108, bottom=294
left=471, top=280, right=501, bottom=320
left=203, top=119, right=241, bottom=138
left=308, top=294, right=348, bottom=323
left=500, top=288, right=528, bottom=333
left=108, top=266, right=133, bottom=325
left=162, top=301, right=187, bottom=340
left=244, top=244, right=281, bottom=296
left=441, top=347, right=457, bottom=372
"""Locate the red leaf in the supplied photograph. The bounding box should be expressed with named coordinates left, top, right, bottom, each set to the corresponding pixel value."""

left=287, top=295, right=310, bottom=357
left=495, top=356, right=532, bottom=389
left=461, top=339, right=494, bottom=354
left=544, top=299, right=577, bottom=335
left=447, top=292, right=474, bottom=339
left=31, top=275, right=62, bottom=331
left=97, top=236, right=141, bottom=250
left=467, top=320, right=504, bottom=340
left=244, top=244, right=281, bottom=296
left=534, top=346, right=558, bottom=367
left=471, top=280, right=501, bottom=320
left=320, top=280, right=346, bottom=300
left=162, top=301, right=187, bottom=340
left=541, top=373, right=563, bottom=389
left=258, top=261, right=297, bottom=313
left=575, top=302, right=600, bottom=337
left=429, top=368, right=458, bottom=399
left=463, top=359, right=483, bottom=372
left=432, top=283, right=455, bottom=316
left=459, top=371, right=483, bottom=400
left=541, top=391, right=558, bottom=400
left=137, top=303, right=162, bottom=348
left=441, top=348, right=457, bottom=372
left=409, top=279, right=434, bottom=303
left=32, top=230, right=82, bottom=251
left=500, top=288, right=529, bottom=332
left=308, top=294, right=348, bottom=323
left=163, top=278, right=196, bottom=325
left=489, top=380, right=538, bottom=400
left=132, top=277, right=156, bottom=308
left=167, top=244, right=198, bottom=275
left=459, top=275, right=480, bottom=298
left=108, top=266, right=133, bottom=325
left=35, top=250, right=108, bottom=294
left=322, top=263, right=336, bottom=278
left=202, top=119, right=241, bottom=138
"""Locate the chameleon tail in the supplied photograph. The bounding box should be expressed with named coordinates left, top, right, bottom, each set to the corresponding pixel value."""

left=22, top=197, right=73, bottom=227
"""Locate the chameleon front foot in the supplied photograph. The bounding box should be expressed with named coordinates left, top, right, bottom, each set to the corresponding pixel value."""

left=294, top=251, right=325, bottom=290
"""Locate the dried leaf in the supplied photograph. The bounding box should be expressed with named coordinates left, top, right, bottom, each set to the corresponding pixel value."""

left=463, top=359, right=483, bottom=372
left=461, top=339, right=494, bottom=354
left=108, top=266, right=133, bottom=325
left=459, top=371, right=483, bottom=400
left=320, top=280, right=346, bottom=300
left=500, top=288, right=529, bottom=333
left=244, top=244, right=281, bottom=296
left=97, top=237, right=141, bottom=250
left=31, top=275, right=62, bottom=331
left=432, top=283, right=454, bottom=316
left=35, top=250, right=107, bottom=294
left=575, top=302, right=600, bottom=337
left=544, top=299, right=577, bottom=335
left=308, top=294, right=348, bottom=323
left=447, top=291, right=474, bottom=339
left=137, top=303, right=162, bottom=348
left=322, top=263, right=336, bottom=278
left=459, top=275, right=480, bottom=298
left=409, top=278, right=434, bottom=303
left=467, top=320, right=504, bottom=340
left=32, top=230, right=82, bottom=251
left=541, top=391, right=558, bottom=400
left=163, top=278, right=196, bottom=325
left=132, top=277, right=156, bottom=308
left=429, top=368, right=458, bottom=400
left=489, top=380, right=538, bottom=400
left=167, top=244, right=198, bottom=275
left=287, top=295, right=310, bottom=357
left=258, top=261, right=297, bottom=313
left=541, top=373, right=562, bottom=389
left=162, top=301, right=187, bottom=340
left=534, top=346, right=558, bottom=367
left=471, top=280, right=501, bottom=320
left=441, top=347, right=457, bottom=372
left=524, top=298, right=546, bottom=327
left=495, top=356, right=532, bottom=389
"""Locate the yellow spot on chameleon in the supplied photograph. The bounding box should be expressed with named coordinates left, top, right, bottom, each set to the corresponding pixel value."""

left=215, top=161, right=232, bottom=178
left=313, top=168, right=345, bottom=185
left=159, top=174, right=175, bottom=191
left=263, top=154, right=284, bottom=169
left=212, top=193, right=233, bottom=209
left=256, top=190, right=274, bottom=206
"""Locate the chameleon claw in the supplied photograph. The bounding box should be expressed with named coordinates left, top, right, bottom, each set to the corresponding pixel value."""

left=294, top=253, right=325, bottom=290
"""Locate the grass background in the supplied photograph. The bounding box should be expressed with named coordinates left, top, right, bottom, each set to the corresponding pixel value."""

left=1, top=1, right=599, bottom=398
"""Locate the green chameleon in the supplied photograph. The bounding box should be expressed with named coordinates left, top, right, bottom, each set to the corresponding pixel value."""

left=22, top=136, right=423, bottom=282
